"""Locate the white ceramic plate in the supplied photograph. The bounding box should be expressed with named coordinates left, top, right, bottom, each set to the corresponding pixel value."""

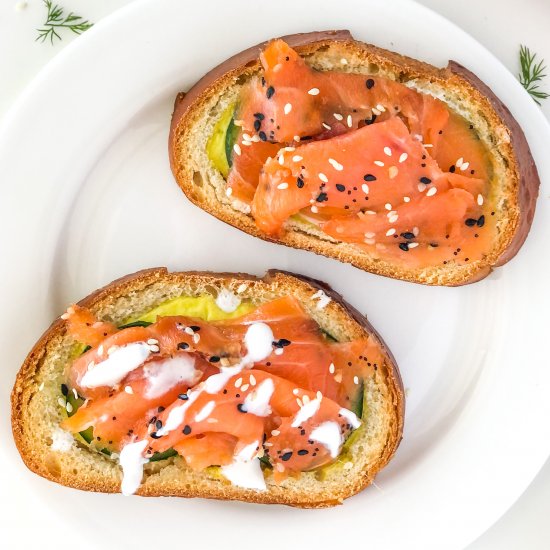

left=1, top=0, right=549, bottom=548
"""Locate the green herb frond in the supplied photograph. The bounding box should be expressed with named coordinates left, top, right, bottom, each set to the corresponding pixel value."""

left=519, top=45, right=549, bottom=105
left=36, top=0, right=93, bottom=45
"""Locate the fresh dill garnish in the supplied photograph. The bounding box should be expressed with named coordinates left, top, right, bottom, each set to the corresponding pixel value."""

left=36, top=0, right=93, bottom=45
left=518, top=45, right=549, bottom=105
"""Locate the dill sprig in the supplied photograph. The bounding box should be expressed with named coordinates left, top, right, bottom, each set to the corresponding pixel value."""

left=36, top=0, right=93, bottom=45
left=518, top=45, right=549, bottom=105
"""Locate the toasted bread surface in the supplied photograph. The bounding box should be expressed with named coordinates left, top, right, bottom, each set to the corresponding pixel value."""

left=11, top=268, right=404, bottom=507
left=169, top=31, right=540, bottom=286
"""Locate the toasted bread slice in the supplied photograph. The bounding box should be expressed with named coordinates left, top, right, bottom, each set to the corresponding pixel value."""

left=169, top=30, right=539, bottom=286
left=11, top=268, right=404, bottom=508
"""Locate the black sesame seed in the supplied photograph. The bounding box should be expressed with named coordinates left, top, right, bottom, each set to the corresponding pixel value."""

left=259, top=131, right=267, bottom=141
left=266, top=362, right=271, bottom=366
left=223, top=389, right=228, bottom=394
left=430, top=243, right=439, bottom=248
left=465, top=218, right=478, bottom=227
left=281, top=451, right=293, bottom=462
left=364, top=174, right=377, bottom=182
left=149, top=416, right=157, bottom=425
left=155, top=420, right=163, bottom=430
left=401, top=232, right=415, bottom=240
left=471, top=170, right=475, bottom=175
left=296, top=177, right=304, bottom=188
left=449, top=165, right=456, bottom=173
left=266, top=86, right=275, bottom=99
left=178, top=393, right=189, bottom=400
left=279, top=338, right=291, bottom=347
left=335, top=184, right=346, bottom=192
left=189, top=325, right=201, bottom=331
left=112, top=416, right=117, bottom=421
left=438, top=130, right=443, bottom=134
left=422, top=155, right=426, bottom=160
left=301, top=135, right=312, bottom=140
left=365, top=114, right=377, bottom=125
left=61, top=384, right=68, bottom=396
left=253, top=112, right=265, bottom=120
left=183, top=425, right=192, bottom=435
left=399, top=242, right=410, bottom=252
left=177, top=342, right=189, bottom=350
left=150, top=432, right=162, bottom=439
left=366, top=78, right=375, bottom=89
left=158, top=406, right=165, bottom=413
left=477, top=215, right=485, bottom=227
left=316, top=192, right=328, bottom=203
left=261, top=77, right=266, bottom=87
left=297, top=449, right=309, bottom=456
left=285, top=56, right=290, bottom=61
left=300, top=429, right=306, bottom=436
left=237, top=404, right=247, bottom=413
left=420, top=177, right=432, bottom=184
left=209, top=356, right=220, bottom=363
left=253, top=119, right=261, bottom=132
left=421, top=163, right=426, bottom=167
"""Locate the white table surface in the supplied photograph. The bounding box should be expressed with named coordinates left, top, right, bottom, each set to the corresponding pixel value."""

left=1, top=1, right=548, bottom=547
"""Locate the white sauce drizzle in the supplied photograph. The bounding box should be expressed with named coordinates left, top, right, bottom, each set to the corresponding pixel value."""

left=221, top=441, right=266, bottom=490
left=194, top=400, right=216, bottom=422
left=310, top=421, right=343, bottom=458
left=311, top=289, right=331, bottom=310
left=143, top=354, right=198, bottom=399
left=291, top=396, right=321, bottom=427
left=215, top=288, right=241, bottom=313
left=50, top=427, right=74, bottom=452
left=339, top=407, right=362, bottom=429
left=119, top=440, right=149, bottom=496
left=243, top=378, right=274, bottom=417
left=80, top=343, right=151, bottom=388
left=243, top=322, right=274, bottom=362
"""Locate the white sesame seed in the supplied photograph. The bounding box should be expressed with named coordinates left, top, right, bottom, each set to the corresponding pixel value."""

left=365, top=232, right=375, bottom=238
left=284, top=103, right=292, bottom=115
left=57, top=397, right=66, bottom=407
left=241, top=140, right=252, bottom=146
left=147, top=338, right=158, bottom=345
left=376, top=104, right=386, bottom=112
left=316, top=391, right=323, bottom=400
left=333, top=113, right=343, bottom=121
left=272, top=63, right=282, bottom=73
left=399, top=152, right=408, bottom=163
left=340, top=58, right=348, bottom=65
left=388, top=166, right=398, bottom=179
left=329, top=363, right=335, bottom=374
left=322, top=122, right=332, bottom=130
left=240, top=384, right=250, bottom=392
left=403, top=196, right=411, bottom=203
left=149, top=344, right=161, bottom=352
left=66, top=402, right=73, bottom=413
left=237, top=283, right=247, bottom=294
left=264, top=442, right=273, bottom=447
left=192, top=333, right=200, bottom=344
left=371, top=108, right=381, bottom=116
left=235, top=378, right=242, bottom=388
left=389, top=214, right=399, bottom=223
left=207, top=418, right=218, bottom=424
left=384, top=146, right=392, bottom=156
left=276, top=463, right=285, bottom=473
left=365, top=210, right=376, bottom=215
left=296, top=398, right=303, bottom=407
left=60, top=313, right=69, bottom=320
left=125, top=386, right=133, bottom=394
left=460, top=162, right=470, bottom=171
left=364, top=238, right=375, bottom=245
left=271, top=429, right=281, bottom=436
left=362, top=183, right=369, bottom=194
left=347, top=115, right=353, bottom=128
left=413, top=226, right=419, bottom=236
left=275, top=348, right=284, bottom=355
left=353, top=376, right=359, bottom=385
left=413, top=134, right=423, bottom=141
left=424, top=143, right=433, bottom=148
left=292, top=388, right=300, bottom=395
left=308, top=88, right=320, bottom=95
left=385, top=203, right=392, bottom=210
left=418, top=183, right=427, bottom=192
left=456, top=157, right=464, bottom=168
left=72, top=388, right=78, bottom=399
left=408, top=242, right=419, bottom=248
left=386, top=228, right=396, bottom=236
left=292, top=155, right=303, bottom=162
left=278, top=154, right=285, bottom=165
left=277, top=182, right=289, bottom=190
left=311, top=205, right=319, bottom=214
left=477, top=194, right=484, bottom=206
left=38, top=382, right=45, bottom=391
left=319, top=173, right=328, bottom=183
left=426, top=187, right=437, bottom=197
left=233, top=143, right=241, bottom=156
left=242, top=133, right=252, bottom=141
left=334, top=372, right=343, bottom=383
left=328, top=158, right=344, bottom=171
left=294, top=135, right=301, bottom=142
left=374, top=160, right=385, bottom=167
left=184, top=326, right=194, bottom=335
left=233, top=119, right=244, bottom=127
left=226, top=187, right=233, bottom=197
left=250, top=374, right=256, bottom=386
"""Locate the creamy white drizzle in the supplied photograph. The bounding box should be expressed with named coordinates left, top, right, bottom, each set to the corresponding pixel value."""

left=156, top=390, right=201, bottom=436
left=243, top=378, right=274, bottom=417
left=50, top=427, right=74, bottom=452
left=194, top=400, right=216, bottom=422
left=244, top=322, right=274, bottom=362
left=215, top=288, right=241, bottom=313
left=221, top=441, right=266, bottom=491
left=311, top=289, right=331, bottom=310
left=119, top=439, right=149, bottom=496
left=143, top=354, right=198, bottom=399
left=339, top=407, right=362, bottom=429
left=291, top=396, right=321, bottom=428
left=80, top=343, right=151, bottom=388
left=310, top=421, right=343, bottom=458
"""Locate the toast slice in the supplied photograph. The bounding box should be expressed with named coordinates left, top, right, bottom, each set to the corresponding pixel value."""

left=11, top=268, right=404, bottom=507
left=169, top=30, right=539, bottom=286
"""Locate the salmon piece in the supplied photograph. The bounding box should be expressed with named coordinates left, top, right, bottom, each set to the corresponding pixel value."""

left=174, top=433, right=238, bottom=471
left=63, top=305, right=117, bottom=347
